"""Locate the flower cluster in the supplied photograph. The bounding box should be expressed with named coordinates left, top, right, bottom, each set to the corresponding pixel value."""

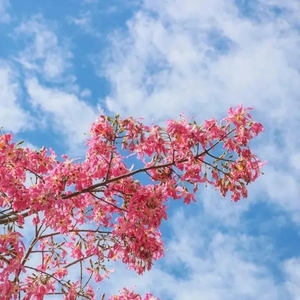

left=0, top=106, right=264, bottom=299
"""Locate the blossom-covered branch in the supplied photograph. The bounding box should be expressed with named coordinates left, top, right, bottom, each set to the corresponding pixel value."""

left=0, top=106, right=264, bottom=299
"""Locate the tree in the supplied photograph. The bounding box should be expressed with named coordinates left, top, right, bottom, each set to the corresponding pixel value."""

left=0, top=105, right=264, bottom=299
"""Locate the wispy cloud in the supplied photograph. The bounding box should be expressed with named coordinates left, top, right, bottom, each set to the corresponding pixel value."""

left=0, top=62, right=32, bottom=132
left=67, top=12, right=99, bottom=36
left=284, top=258, right=300, bottom=298
left=0, top=0, right=10, bottom=23
left=99, top=0, right=300, bottom=221
left=102, top=1, right=300, bottom=121
left=100, top=209, right=291, bottom=299
left=14, top=15, right=73, bottom=81
left=25, top=77, right=100, bottom=149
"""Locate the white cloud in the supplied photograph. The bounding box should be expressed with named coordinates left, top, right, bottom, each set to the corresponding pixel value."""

left=100, top=210, right=288, bottom=300
left=0, top=62, right=32, bottom=132
left=102, top=0, right=300, bottom=121
left=97, top=0, right=300, bottom=223
left=67, top=12, right=99, bottom=36
left=290, top=152, right=300, bottom=172
left=0, top=0, right=10, bottom=23
left=261, top=166, right=300, bottom=220
left=80, top=88, right=92, bottom=98
left=14, top=15, right=72, bottom=81
left=26, top=77, right=100, bottom=149
left=198, top=187, right=251, bottom=226
left=284, top=258, right=300, bottom=300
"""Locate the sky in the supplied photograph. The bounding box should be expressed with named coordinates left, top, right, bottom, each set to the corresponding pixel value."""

left=1, top=0, right=300, bottom=299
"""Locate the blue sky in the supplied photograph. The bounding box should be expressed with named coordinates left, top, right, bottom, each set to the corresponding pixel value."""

left=1, top=0, right=300, bottom=299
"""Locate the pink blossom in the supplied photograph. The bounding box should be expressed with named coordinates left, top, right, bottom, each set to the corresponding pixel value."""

left=0, top=107, right=264, bottom=299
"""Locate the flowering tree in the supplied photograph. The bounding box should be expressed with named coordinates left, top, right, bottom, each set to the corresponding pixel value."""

left=0, top=106, right=264, bottom=299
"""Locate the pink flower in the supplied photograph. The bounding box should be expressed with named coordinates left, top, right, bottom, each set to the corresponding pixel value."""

left=56, top=268, right=68, bottom=279
left=0, top=109, right=264, bottom=299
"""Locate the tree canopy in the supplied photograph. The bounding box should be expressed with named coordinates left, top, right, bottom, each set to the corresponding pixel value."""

left=0, top=106, right=264, bottom=299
